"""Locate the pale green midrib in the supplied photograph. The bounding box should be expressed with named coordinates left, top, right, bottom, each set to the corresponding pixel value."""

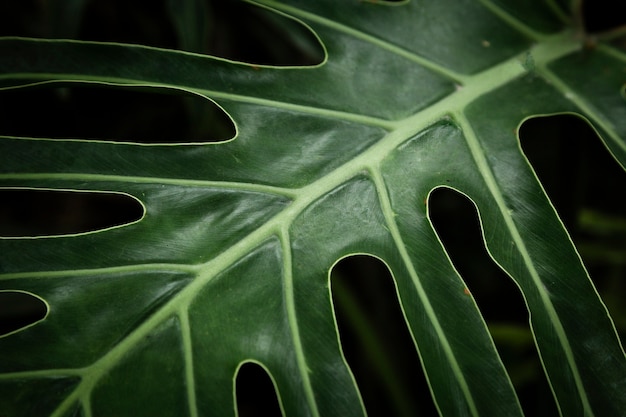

left=0, top=368, right=83, bottom=380
left=44, top=214, right=286, bottom=417
left=598, top=42, right=626, bottom=61
left=454, top=112, right=594, bottom=416
left=369, top=169, right=479, bottom=417
left=23, top=31, right=582, bottom=417
left=200, top=93, right=395, bottom=129
left=180, top=308, right=199, bottom=417
left=543, top=0, right=573, bottom=24
left=0, top=173, right=298, bottom=198
left=40, top=157, right=357, bottom=417
left=0, top=263, right=197, bottom=280
left=279, top=227, right=320, bottom=417
left=477, top=0, right=557, bottom=40
left=254, top=0, right=468, bottom=84
left=81, top=393, right=92, bottom=417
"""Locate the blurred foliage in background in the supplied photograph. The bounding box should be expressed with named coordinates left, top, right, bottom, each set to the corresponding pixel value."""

left=0, top=1, right=625, bottom=416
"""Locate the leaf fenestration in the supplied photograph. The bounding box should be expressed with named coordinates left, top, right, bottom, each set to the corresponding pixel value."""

left=1, top=1, right=625, bottom=416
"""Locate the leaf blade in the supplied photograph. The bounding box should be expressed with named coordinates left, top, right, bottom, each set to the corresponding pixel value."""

left=1, top=1, right=625, bottom=416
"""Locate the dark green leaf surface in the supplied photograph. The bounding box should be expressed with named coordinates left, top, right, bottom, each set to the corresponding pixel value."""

left=1, top=1, right=625, bottom=416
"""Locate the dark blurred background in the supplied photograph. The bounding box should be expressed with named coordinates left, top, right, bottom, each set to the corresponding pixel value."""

left=0, top=1, right=625, bottom=416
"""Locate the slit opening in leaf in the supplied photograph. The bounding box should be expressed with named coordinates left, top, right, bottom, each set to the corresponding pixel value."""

left=235, top=361, right=282, bottom=417
left=428, top=187, right=559, bottom=417
left=0, top=85, right=235, bottom=144
left=0, top=291, right=48, bottom=337
left=0, top=189, right=144, bottom=237
left=191, top=1, right=325, bottom=66
left=0, top=0, right=324, bottom=66
left=330, top=254, right=437, bottom=417
left=519, top=114, right=626, bottom=344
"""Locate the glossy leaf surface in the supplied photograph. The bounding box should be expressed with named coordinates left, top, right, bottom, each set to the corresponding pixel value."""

left=1, top=1, right=625, bottom=416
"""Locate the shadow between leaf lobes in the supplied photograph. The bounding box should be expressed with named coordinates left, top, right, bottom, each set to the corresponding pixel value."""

left=519, top=114, right=626, bottom=345
left=428, top=187, right=559, bottom=417
left=0, top=0, right=325, bottom=66
left=331, top=254, right=438, bottom=417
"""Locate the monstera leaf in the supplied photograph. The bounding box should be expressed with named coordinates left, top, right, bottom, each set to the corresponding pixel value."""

left=1, top=0, right=625, bottom=416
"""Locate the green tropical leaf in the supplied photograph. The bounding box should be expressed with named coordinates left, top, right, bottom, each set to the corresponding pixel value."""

left=1, top=1, right=625, bottom=416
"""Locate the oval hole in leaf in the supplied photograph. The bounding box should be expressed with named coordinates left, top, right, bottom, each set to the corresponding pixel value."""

left=235, top=362, right=282, bottom=417
left=428, top=187, right=559, bottom=417
left=0, top=291, right=48, bottom=337
left=0, top=85, right=235, bottom=143
left=330, top=254, right=437, bottom=417
left=520, top=114, right=626, bottom=344
left=0, top=189, right=143, bottom=237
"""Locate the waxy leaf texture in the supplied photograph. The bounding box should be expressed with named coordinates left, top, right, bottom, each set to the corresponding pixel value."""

left=1, top=1, right=625, bottom=416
